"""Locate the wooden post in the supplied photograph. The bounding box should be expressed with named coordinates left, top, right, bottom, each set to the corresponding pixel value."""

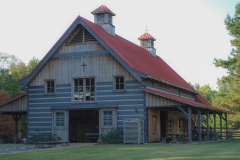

left=219, top=113, right=222, bottom=141
left=213, top=112, right=216, bottom=141
left=11, top=114, right=22, bottom=144
left=206, top=111, right=209, bottom=142
left=225, top=113, right=228, bottom=140
left=188, top=107, right=192, bottom=144
left=198, top=109, right=201, bottom=143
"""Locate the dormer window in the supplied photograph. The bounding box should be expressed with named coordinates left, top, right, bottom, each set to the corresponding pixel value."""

left=113, top=76, right=125, bottom=92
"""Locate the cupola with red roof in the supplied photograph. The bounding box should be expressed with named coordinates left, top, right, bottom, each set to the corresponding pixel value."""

left=91, top=5, right=115, bottom=36
left=138, top=32, right=156, bottom=57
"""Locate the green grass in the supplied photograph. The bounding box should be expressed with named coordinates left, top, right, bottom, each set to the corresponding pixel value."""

left=1, top=140, right=240, bottom=160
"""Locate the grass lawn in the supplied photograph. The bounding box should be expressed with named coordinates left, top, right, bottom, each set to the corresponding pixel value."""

left=0, top=140, right=240, bottom=160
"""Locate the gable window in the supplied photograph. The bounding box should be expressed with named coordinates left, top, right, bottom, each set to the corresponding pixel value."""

left=44, top=79, right=56, bottom=95
left=73, top=78, right=95, bottom=102
left=56, top=112, right=64, bottom=127
left=113, top=76, right=125, bottom=92
left=103, top=111, right=112, bottom=126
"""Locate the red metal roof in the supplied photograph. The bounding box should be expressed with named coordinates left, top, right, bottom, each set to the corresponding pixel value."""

left=143, top=88, right=233, bottom=114
left=19, top=16, right=196, bottom=91
left=79, top=16, right=195, bottom=91
left=138, top=32, right=156, bottom=41
left=0, top=93, right=27, bottom=107
left=91, top=5, right=116, bottom=16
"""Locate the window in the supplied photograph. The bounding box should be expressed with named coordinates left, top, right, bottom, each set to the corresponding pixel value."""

left=113, top=76, right=125, bottom=92
left=56, top=112, right=64, bottom=127
left=73, top=78, right=95, bottom=102
left=44, top=80, right=56, bottom=95
left=153, top=116, right=157, bottom=132
left=104, top=111, right=112, bottom=126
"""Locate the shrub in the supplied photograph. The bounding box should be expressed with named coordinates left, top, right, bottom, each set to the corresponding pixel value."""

left=99, top=128, right=123, bottom=144
left=29, top=133, right=61, bottom=142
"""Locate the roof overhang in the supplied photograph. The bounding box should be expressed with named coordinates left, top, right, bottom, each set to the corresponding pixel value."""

left=143, top=87, right=234, bottom=114
left=0, top=93, right=27, bottom=107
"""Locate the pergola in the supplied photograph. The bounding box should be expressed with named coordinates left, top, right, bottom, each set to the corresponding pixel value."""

left=0, top=93, right=27, bottom=143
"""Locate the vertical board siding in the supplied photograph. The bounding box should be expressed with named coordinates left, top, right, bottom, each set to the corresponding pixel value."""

left=0, top=96, right=27, bottom=111
left=27, top=81, right=146, bottom=140
left=30, top=53, right=136, bottom=86
left=145, top=92, right=184, bottom=107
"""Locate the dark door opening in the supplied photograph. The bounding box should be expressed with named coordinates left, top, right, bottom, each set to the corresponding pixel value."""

left=69, top=109, right=99, bottom=142
left=160, top=111, right=168, bottom=139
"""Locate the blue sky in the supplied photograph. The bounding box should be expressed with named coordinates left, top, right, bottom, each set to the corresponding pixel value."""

left=0, top=0, right=239, bottom=90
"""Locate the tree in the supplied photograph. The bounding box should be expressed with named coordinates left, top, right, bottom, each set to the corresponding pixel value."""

left=213, top=3, right=240, bottom=125
left=0, top=90, right=16, bottom=142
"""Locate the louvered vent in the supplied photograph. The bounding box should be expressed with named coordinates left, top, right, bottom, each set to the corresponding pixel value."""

left=85, top=29, right=97, bottom=42
left=124, top=119, right=144, bottom=144
left=69, top=28, right=96, bottom=44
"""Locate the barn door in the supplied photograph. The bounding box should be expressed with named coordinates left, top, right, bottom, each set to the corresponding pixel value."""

left=148, top=109, right=161, bottom=142
left=52, top=110, right=69, bottom=141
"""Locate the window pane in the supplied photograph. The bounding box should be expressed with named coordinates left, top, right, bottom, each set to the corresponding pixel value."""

left=86, top=79, right=90, bottom=86
left=116, top=78, right=119, bottom=83
left=108, top=121, right=112, bottom=125
left=120, top=77, right=124, bottom=83
left=50, top=87, right=54, bottom=93
left=91, top=79, right=94, bottom=86
left=79, top=79, right=83, bottom=86
left=116, top=84, right=119, bottom=89
left=120, top=84, right=124, bottom=89
left=75, top=80, right=78, bottom=86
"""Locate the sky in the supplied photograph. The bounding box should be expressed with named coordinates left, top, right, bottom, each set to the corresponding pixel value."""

left=0, top=0, right=238, bottom=90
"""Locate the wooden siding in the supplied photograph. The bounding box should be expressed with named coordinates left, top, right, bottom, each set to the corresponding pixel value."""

left=30, top=53, right=136, bottom=86
left=27, top=81, right=146, bottom=140
left=56, top=42, right=105, bottom=54
left=0, top=96, right=27, bottom=111
left=145, top=92, right=183, bottom=106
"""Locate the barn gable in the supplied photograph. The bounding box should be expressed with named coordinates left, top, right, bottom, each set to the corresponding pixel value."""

left=18, top=16, right=141, bottom=88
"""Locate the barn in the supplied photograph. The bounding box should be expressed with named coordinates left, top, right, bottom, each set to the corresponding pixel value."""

left=1, top=5, right=232, bottom=144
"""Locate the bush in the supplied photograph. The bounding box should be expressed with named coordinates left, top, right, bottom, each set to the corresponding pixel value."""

left=99, top=128, right=123, bottom=144
left=29, top=133, right=61, bottom=142
left=1, top=134, right=13, bottom=143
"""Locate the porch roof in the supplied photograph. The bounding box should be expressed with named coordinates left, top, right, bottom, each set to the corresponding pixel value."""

left=0, top=93, right=27, bottom=113
left=143, top=88, right=234, bottom=114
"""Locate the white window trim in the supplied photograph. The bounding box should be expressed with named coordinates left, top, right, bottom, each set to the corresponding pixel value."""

left=71, top=76, right=97, bottom=104
left=100, top=108, right=116, bottom=129
left=113, top=75, right=126, bottom=92
left=44, top=79, right=56, bottom=96
left=53, top=110, right=67, bottom=130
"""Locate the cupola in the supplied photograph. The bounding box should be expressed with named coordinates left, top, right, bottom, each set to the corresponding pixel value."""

left=138, top=33, right=156, bottom=57
left=91, top=5, right=115, bottom=36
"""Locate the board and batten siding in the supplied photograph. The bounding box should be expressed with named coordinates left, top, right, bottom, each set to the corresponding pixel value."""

left=56, top=42, right=105, bottom=54
left=0, top=96, right=27, bottom=111
left=27, top=81, right=146, bottom=140
left=145, top=92, right=183, bottom=107
left=29, top=53, right=136, bottom=86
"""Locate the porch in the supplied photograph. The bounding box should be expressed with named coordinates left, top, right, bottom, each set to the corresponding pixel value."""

left=144, top=88, right=233, bottom=144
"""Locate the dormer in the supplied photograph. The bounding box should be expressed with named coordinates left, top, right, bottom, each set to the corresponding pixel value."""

left=91, top=5, right=115, bottom=36
left=138, top=33, right=156, bottom=57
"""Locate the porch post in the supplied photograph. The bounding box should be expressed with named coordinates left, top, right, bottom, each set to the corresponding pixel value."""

left=206, top=111, right=209, bottom=142
left=198, top=109, right=201, bottom=143
left=225, top=113, right=228, bottom=140
left=11, top=113, right=22, bottom=144
left=219, top=113, right=223, bottom=141
left=188, top=106, right=192, bottom=144
left=213, top=112, right=216, bottom=141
